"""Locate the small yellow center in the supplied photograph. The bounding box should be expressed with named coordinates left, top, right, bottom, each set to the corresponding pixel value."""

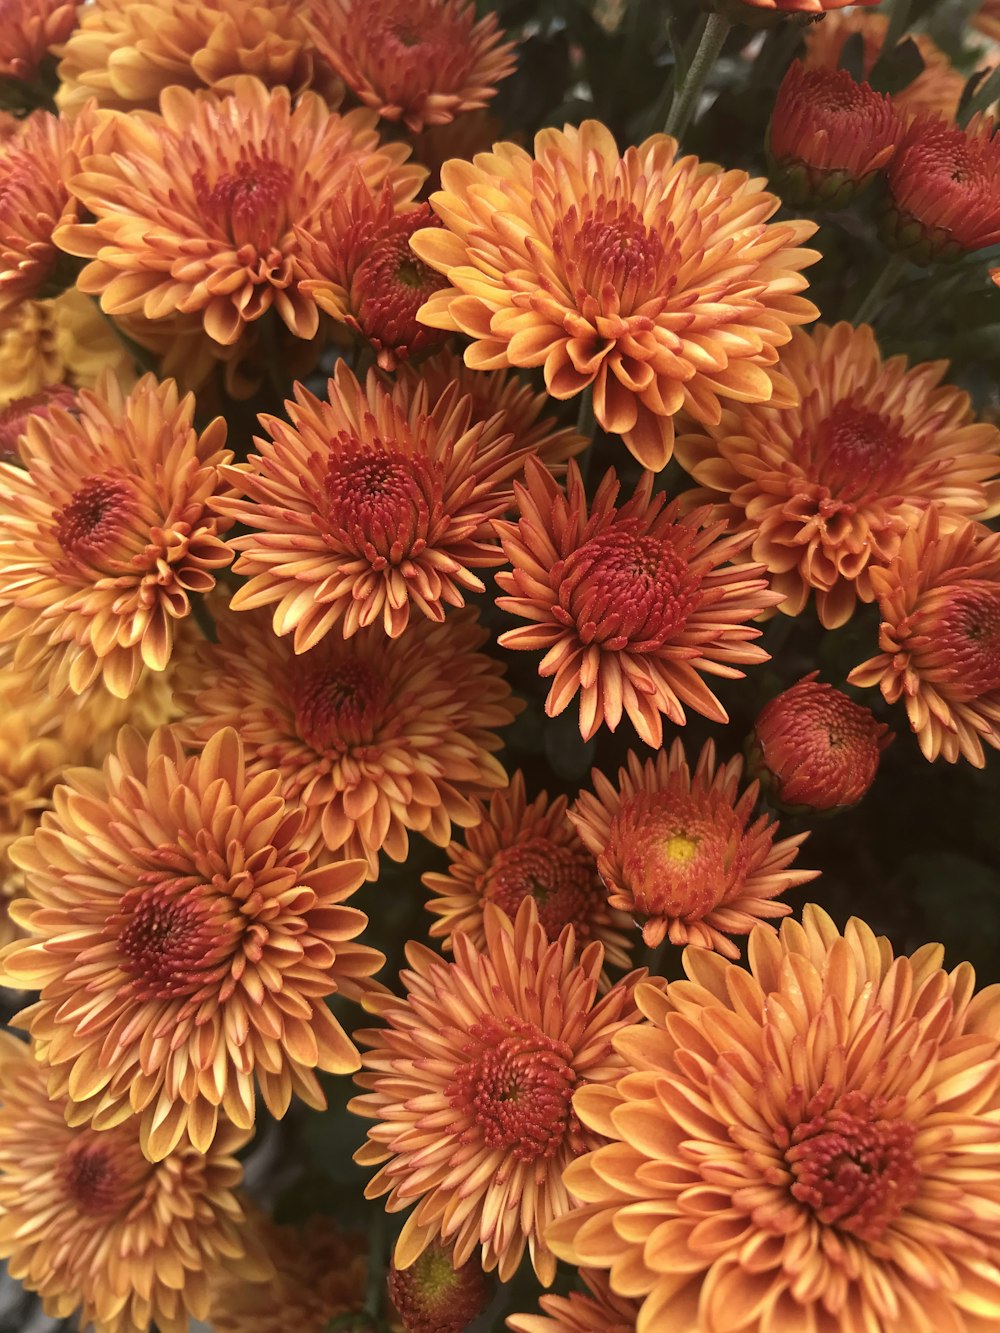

left=662, top=833, right=699, bottom=865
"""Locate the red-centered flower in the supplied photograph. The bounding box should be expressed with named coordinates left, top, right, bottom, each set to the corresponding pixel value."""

left=494, top=458, right=781, bottom=747
left=0, top=0, right=76, bottom=81
left=769, top=61, right=900, bottom=208
left=508, top=1271, right=640, bottom=1333
left=883, top=114, right=1000, bottom=262
left=298, top=177, right=449, bottom=370
left=388, top=1243, right=490, bottom=1333
left=215, top=361, right=521, bottom=644
left=749, top=672, right=892, bottom=812
left=350, top=899, right=648, bottom=1285
left=569, top=740, right=817, bottom=957
left=0, top=382, right=77, bottom=460
left=303, top=0, right=517, bottom=133
left=422, top=770, right=634, bottom=971
left=849, top=507, right=1000, bottom=766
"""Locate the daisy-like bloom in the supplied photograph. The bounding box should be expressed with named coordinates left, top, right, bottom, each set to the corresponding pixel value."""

left=0, top=1032, right=268, bottom=1333
left=350, top=898, right=647, bottom=1285
left=508, top=1271, right=639, bottom=1333
left=298, top=178, right=449, bottom=371
left=56, top=78, right=424, bottom=347
left=0, top=727, right=382, bottom=1160
left=768, top=62, right=899, bottom=208
left=548, top=905, right=1000, bottom=1333
left=675, top=322, right=1000, bottom=629
left=410, top=120, right=819, bottom=471
left=217, top=361, right=523, bottom=643
left=0, top=0, right=76, bottom=82
left=0, top=381, right=77, bottom=459
left=569, top=739, right=816, bottom=957
left=210, top=1215, right=368, bottom=1333
left=0, top=373, right=233, bottom=698
left=423, top=770, right=633, bottom=970
left=55, top=0, right=318, bottom=118
left=388, top=1242, right=489, bottom=1333
left=0, top=289, right=136, bottom=408
left=749, top=672, right=891, bottom=812
left=174, top=606, right=519, bottom=877
left=849, top=507, right=1000, bottom=765
left=883, top=114, right=1000, bottom=263
left=494, top=459, right=781, bottom=747
left=303, top=0, right=516, bottom=133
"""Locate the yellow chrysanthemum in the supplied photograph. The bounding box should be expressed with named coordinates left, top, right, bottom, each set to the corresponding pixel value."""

left=0, top=289, right=136, bottom=409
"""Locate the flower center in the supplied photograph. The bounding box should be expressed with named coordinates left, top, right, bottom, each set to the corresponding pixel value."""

left=195, top=153, right=293, bottom=251
left=59, top=1140, right=125, bottom=1217
left=322, top=438, right=441, bottom=560
left=925, top=582, right=1000, bottom=697
left=350, top=208, right=448, bottom=359
left=557, top=199, right=672, bottom=308
left=113, top=883, right=223, bottom=1000
left=449, top=1016, right=577, bottom=1162
left=54, top=475, right=134, bottom=563
left=559, top=526, right=700, bottom=651
left=482, top=837, right=603, bottom=942
left=292, top=654, right=389, bottom=751
left=787, top=1091, right=921, bottom=1241
left=806, top=400, right=909, bottom=501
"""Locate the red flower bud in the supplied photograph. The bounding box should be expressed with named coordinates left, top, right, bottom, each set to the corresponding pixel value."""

left=388, top=1243, right=489, bottom=1333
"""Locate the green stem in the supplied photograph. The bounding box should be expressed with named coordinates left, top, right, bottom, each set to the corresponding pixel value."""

left=852, top=252, right=908, bottom=327
left=665, top=11, right=731, bottom=142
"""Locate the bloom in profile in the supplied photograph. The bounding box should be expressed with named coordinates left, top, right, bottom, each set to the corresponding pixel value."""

left=217, top=361, right=521, bottom=642
left=750, top=673, right=891, bottom=811
left=0, top=373, right=233, bottom=698
left=849, top=507, right=1000, bottom=766
left=350, top=899, right=646, bottom=1285
left=56, top=78, right=423, bottom=346
left=0, top=727, right=382, bottom=1160
left=210, top=1215, right=368, bottom=1333
left=303, top=0, right=516, bottom=132
left=423, top=770, right=633, bottom=970
left=883, top=115, right=1000, bottom=262
left=768, top=62, right=899, bottom=208
left=388, top=1243, right=489, bottom=1333
left=0, top=0, right=76, bottom=82
left=411, top=120, right=819, bottom=470
left=174, top=606, right=519, bottom=877
left=0, top=382, right=77, bottom=460
left=569, top=740, right=816, bottom=956
left=0, top=289, right=137, bottom=408
left=495, top=459, right=781, bottom=747
left=508, top=1271, right=639, bottom=1333
left=548, top=906, right=1000, bottom=1333
left=675, top=322, right=1000, bottom=628
left=0, top=1032, right=267, bottom=1333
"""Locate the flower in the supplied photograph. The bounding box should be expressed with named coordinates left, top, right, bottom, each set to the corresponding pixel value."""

left=569, top=739, right=816, bottom=957
left=0, top=726, right=383, bottom=1160
left=731, top=0, right=880, bottom=14
left=768, top=62, right=899, bottom=208
left=174, top=605, right=519, bottom=877
left=55, top=0, right=318, bottom=118
left=298, top=177, right=450, bottom=370
left=547, top=906, right=1000, bottom=1333
left=0, top=373, right=234, bottom=698
left=849, top=507, right=1000, bottom=766
left=303, top=0, right=516, bottom=133
left=494, top=459, right=781, bottom=747
left=216, top=361, right=524, bottom=642
left=210, top=1215, right=369, bottom=1333
left=0, top=1031, right=267, bottom=1333
left=0, top=381, right=77, bottom=459
left=423, top=770, right=633, bottom=971
left=883, top=114, right=1000, bottom=262
left=388, top=1242, right=489, bottom=1333
left=749, top=672, right=891, bottom=811
left=508, top=1271, right=640, bottom=1333
left=350, top=898, right=647, bottom=1285
left=0, top=289, right=137, bottom=407
left=0, top=0, right=76, bottom=82
left=410, top=120, right=819, bottom=470
left=56, top=78, right=424, bottom=346
left=675, top=322, right=1000, bottom=629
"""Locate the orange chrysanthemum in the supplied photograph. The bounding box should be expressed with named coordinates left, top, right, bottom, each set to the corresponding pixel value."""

left=0, top=1032, right=267, bottom=1333
left=849, top=507, right=1000, bottom=766
left=508, top=1271, right=640, bottom=1333
left=410, top=120, right=819, bottom=470
left=0, top=727, right=382, bottom=1160
left=0, top=289, right=137, bottom=407
left=0, top=373, right=233, bottom=698
left=547, top=906, right=1000, bottom=1333
left=0, top=380, right=77, bottom=459
left=0, top=0, right=76, bottom=81
left=303, top=0, right=516, bottom=133
left=494, top=459, right=781, bottom=747
left=210, top=1215, right=368, bottom=1333
left=216, top=362, right=521, bottom=642
left=388, top=1242, right=489, bottom=1333
left=675, top=322, right=1000, bottom=629
left=174, top=606, right=519, bottom=877
left=55, top=0, right=319, bottom=118
left=423, top=770, right=633, bottom=971
left=569, top=739, right=817, bottom=956
left=350, top=899, right=647, bottom=1285
left=56, top=78, right=423, bottom=346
